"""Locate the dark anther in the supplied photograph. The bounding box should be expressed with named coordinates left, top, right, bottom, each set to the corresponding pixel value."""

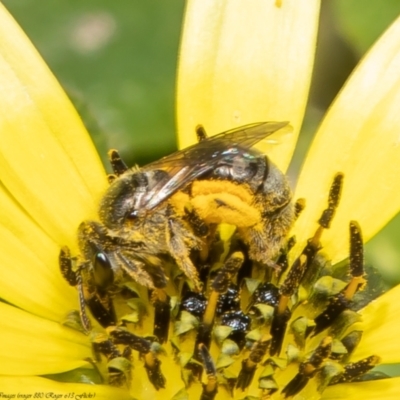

left=198, top=345, right=218, bottom=400
left=281, top=372, right=309, bottom=399
left=270, top=256, right=310, bottom=355
left=313, top=222, right=366, bottom=336
left=329, top=355, right=380, bottom=385
left=108, top=149, right=129, bottom=177
left=236, top=335, right=271, bottom=390
left=199, top=388, right=218, bottom=400
left=92, top=338, right=128, bottom=387
left=298, top=238, right=323, bottom=287
left=110, top=329, right=165, bottom=390
left=196, top=124, right=208, bottom=142
left=302, top=237, right=321, bottom=263
left=276, top=236, right=296, bottom=280
left=110, top=329, right=152, bottom=353
left=236, top=359, right=256, bottom=391
left=195, top=251, right=244, bottom=370
left=318, top=173, right=343, bottom=229
left=280, top=254, right=308, bottom=297
left=350, top=221, right=364, bottom=278
left=202, top=251, right=243, bottom=332
left=282, top=337, right=332, bottom=398
left=144, top=357, right=166, bottom=390
left=293, top=175, right=344, bottom=289
left=153, top=295, right=171, bottom=344
left=269, top=305, right=291, bottom=356
left=84, top=292, right=116, bottom=329
left=192, top=324, right=213, bottom=378
left=236, top=336, right=270, bottom=390
left=309, top=336, right=332, bottom=365
left=249, top=336, right=270, bottom=363
left=312, top=292, right=350, bottom=337
left=211, top=252, right=243, bottom=293
left=92, top=338, right=120, bottom=361
left=198, top=343, right=216, bottom=376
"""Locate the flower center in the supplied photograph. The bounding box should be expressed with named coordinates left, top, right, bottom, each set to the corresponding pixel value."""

left=62, top=172, right=385, bottom=400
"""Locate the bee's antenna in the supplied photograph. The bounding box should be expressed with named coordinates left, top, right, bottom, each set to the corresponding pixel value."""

left=108, top=149, right=129, bottom=177
left=196, top=124, right=208, bottom=142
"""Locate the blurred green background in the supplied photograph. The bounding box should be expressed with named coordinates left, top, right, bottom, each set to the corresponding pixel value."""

left=3, top=0, right=400, bottom=288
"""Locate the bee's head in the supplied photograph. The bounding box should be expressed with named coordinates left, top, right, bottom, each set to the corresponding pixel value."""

left=98, top=169, right=168, bottom=229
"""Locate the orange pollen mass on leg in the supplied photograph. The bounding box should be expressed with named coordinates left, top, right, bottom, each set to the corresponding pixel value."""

left=190, top=180, right=260, bottom=227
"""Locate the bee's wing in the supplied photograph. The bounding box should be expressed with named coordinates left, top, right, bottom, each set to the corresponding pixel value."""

left=146, top=121, right=290, bottom=170
left=143, top=121, right=291, bottom=211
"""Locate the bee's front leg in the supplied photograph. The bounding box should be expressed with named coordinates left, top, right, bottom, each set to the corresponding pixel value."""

left=62, top=221, right=119, bottom=329
left=59, top=246, right=92, bottom=332
left=165, top=207, right=201, bottom=290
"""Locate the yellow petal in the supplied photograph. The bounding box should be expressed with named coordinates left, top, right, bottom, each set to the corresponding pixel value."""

left=176, top=0, right=320, bottom=170
left=0, top=302, right=90, bottom=375
left=293, top=15, right=400, bottom=262
left=0, top=376, right=131, bottom=400
left=0, top=178, right=77, bottom=320
left=322, top=376, right=400, bottom=399
left=349, top=284, right=400, bottom=364
left=0, top=220, right=77, bottom=320
left=0, top=3, right=107, bottom=251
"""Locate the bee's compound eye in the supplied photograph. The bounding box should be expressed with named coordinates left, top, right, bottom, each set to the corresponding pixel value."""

left=95, top=252, right=109, bottom=268
left=93, top=251, right=114, bottom=289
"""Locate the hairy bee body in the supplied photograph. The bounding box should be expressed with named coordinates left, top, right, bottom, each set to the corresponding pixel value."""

left=61, top=121, right=294, bottom=329
left=189, top=159, right=293, bottom=264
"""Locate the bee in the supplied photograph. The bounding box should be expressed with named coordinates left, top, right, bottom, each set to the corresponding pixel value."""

left=60, top=121, right=294, bottom=334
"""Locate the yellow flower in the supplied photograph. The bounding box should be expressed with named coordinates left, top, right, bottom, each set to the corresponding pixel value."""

left=1, top=1, right=400, bottom=400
